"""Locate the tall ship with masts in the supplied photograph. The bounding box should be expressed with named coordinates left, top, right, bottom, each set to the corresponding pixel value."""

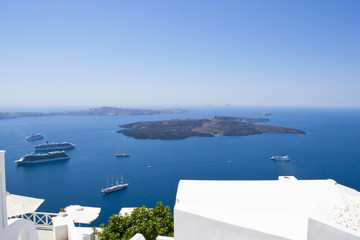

left=101, top=176, right=128, bottom=195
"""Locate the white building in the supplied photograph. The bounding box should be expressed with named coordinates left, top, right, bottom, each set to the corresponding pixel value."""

left=174, top=176, right=360, bottom=240
left=0, top=150, right=38, bottom=240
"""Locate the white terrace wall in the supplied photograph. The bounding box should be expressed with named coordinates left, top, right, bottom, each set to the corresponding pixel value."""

left=174, top=209, right=288, bottom=240
left=0, top=150, right=38, bottom=240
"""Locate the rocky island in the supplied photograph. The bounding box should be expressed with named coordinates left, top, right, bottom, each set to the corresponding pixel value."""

left=117, top=116, right=306, bottom=140
left=0, top=107, right=187, bottom=120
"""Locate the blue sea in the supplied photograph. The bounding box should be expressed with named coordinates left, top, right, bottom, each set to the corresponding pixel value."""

left=1, top=106, right=360, bottom=226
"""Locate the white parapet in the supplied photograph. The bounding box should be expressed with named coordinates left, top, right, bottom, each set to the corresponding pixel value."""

left=129, top=233, right=146, bottom=240
left=0, top=150, right=7, bottom=229
left=128, top=233, right=174, bottom=240
left=53, top=214, right=96, bottom=240
left=53, top=216, right=69, bottom=240
left=119, top=207, right=136, bottom=216
left=174, top=178, right=360, bottom=240
left=156, top=236, right=174, bottom=240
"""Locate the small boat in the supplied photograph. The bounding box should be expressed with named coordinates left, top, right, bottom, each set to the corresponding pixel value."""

left=212, top=134, right=222, bottom=137
left=262, top=112, right=272, bottom=116
left=25, top=134, right=44, bottom=141
left=101, top=177, right=128, bottom=195
left=270, top=155, right=290, bottom=161
left=115, top=153, right=130, bottom=157
left=15, top=151, right=70, bottom=164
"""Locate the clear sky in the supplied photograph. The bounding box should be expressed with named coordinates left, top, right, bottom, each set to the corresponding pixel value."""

left=1, top=0, right=359, bottom=108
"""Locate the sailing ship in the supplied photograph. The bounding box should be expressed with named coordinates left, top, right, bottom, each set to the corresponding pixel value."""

left=101, top=176, right=128, bottom=195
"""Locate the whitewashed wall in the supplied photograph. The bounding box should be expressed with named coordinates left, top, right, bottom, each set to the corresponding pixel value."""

left=0, top=150, right=38, bottom=240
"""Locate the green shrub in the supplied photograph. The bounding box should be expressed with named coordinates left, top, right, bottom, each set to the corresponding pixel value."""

left=95, top=202, right=174, bottom=240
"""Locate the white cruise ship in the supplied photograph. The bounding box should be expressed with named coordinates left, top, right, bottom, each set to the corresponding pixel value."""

left=25, top=134, right=44, bottom=141
left=34, top=141, right=75, bottom=151
left=270, top=155, right=291, bottom=161
left=15, top=151, right=70, bottom=164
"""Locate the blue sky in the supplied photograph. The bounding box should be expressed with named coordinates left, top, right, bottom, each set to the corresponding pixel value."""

left=1, top=0, right=359, bottom=108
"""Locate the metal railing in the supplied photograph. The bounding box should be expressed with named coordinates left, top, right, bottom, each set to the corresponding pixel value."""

left=9, top=212, right=58, bottom=230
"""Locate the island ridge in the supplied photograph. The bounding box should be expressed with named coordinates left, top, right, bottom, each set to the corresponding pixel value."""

left=117, top=116, right=306, bottom=140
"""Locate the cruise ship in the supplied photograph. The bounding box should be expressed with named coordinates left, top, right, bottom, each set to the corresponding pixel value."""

left=25, top=134, right=44, bottom=141
left=115, top=153, right=130, bottom=157
left=270, top=155, right=291, bottom=161
left=15, top=151, right=70, bottom=164
left=101, top=177, right=128, bottom=195
left=34, top=141, right=75, bottom=151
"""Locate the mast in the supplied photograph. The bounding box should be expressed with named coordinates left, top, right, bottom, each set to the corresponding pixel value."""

left=106, top=177, right=109, bottom=188
left=110, top=177, right=115, bottom=187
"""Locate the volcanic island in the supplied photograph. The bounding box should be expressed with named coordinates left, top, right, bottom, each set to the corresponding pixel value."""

left=117, top=116, right=306, bottom=140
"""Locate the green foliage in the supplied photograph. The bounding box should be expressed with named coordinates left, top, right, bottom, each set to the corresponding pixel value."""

left=95, top=202, right=174, bottom=240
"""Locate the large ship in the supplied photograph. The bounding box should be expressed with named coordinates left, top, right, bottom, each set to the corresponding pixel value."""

left=101, top=177, right=128, bottom=195
left=270, top=155, right=291, bottom=161
left=115, top=153, right=130, bottom=157
left=34, top=141, right=75, bottom=151
left=15, top=151, right=70, bottom=164
left=25, top=134, right=44, bottom=141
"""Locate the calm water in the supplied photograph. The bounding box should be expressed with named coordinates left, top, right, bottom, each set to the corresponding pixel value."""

left=1, top=106, right=360, bottom=226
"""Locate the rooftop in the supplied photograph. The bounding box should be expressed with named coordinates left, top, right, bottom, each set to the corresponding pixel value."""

left=175, top=176, right=360, bottom=240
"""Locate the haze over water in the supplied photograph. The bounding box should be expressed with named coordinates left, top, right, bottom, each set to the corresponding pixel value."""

left=1, top=106, right=360, bottom=226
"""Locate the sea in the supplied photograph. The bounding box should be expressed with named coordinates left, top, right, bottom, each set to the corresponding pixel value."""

left=1, top=106, right=360, bottom=226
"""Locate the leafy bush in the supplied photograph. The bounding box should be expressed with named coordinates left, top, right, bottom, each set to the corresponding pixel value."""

left=95, top=202, right=174, bottom=240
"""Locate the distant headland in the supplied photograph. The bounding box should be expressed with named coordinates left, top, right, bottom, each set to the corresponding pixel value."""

left=117, top=116, right=306, bottom=140
left=0, top=107, right=187, bottom=120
